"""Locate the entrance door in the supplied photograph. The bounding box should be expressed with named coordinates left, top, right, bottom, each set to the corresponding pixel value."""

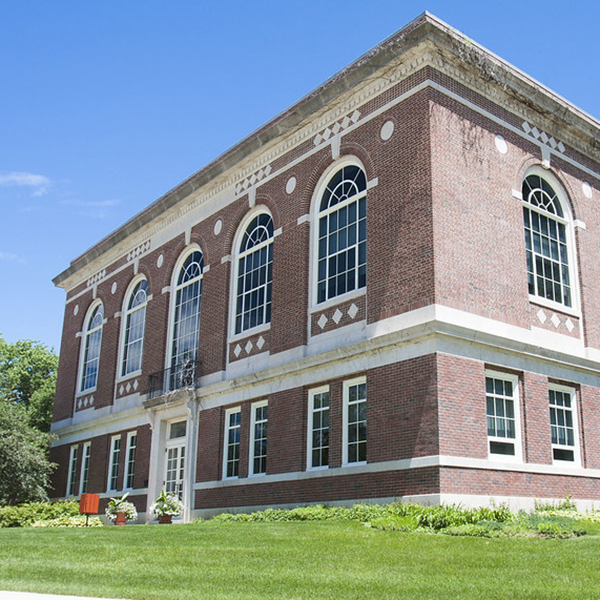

left=164, top=420, right=186, bottom=497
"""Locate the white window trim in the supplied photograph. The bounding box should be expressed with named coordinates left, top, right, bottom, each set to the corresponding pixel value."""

left=222, top=407, right=242, bottom=480
left=116, top=276, right=148, bottom=383
left=307, top=385, right=330, bottom=471
left=549, top=383, right=581, bottom=467
left=123, top=431, right=137, bottom=490
left=249, top=400, right=268, bottom=477
left=66, top=445, right=79, bottom=497
left=79, top=441, right=91, bottom=496
left=342, top=376, right=367, bottom=467
left=165, top=246, right=204, bottom=374
left=76, top=301, right=105, bottom=396
left=309, top=157, right=370, bottom=310
left=227, top=208, right=274, bottom=343
left=485, top=371, right=523, bottom=463
left=522, top=166, right=581, bottom=317
left=107, top=435, right=121, bottom=492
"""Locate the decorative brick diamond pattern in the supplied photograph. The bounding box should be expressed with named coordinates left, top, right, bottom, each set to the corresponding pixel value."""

left=86, top=269, right=106, bottom=288
left=522, top=122, right=565, bottom=154
left=313, top=110, right=361, bottom=146
left=126, top=239, right=151, bottom=262
left=235, top=165, right=272, bottom=195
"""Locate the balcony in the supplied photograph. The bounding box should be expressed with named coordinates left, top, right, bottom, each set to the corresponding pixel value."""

left=147, top=359, right=200, bottom=401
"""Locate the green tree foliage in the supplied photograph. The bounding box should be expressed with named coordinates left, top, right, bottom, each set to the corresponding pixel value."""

left=0, top=335, right=58, bottom=505
left=0, top=336, right=58, bottom=432
left=0, top=403, right=55, bottom=505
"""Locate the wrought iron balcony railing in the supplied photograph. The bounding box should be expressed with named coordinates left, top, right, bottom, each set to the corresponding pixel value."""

left=147, top=359, right=200, bottom=400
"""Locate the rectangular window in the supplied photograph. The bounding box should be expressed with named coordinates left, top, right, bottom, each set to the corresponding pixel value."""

left=223, top=408, right=241, bottom=479
left=79, top=442, right=91, bottom=495
left=250, top=401, right=268, bottom=476
left=107, top=435, right=121, bottom=492
left=549, top=386, right=579, bottom=464
left=124, top=432, right=137, bottom=490
left=486, top=373, right=521, bottom=460
left=66, top=445, right=79, bottom=496
left=344, top=377, right=366, bottom=465
left=308, top=387, right=330, bottom=469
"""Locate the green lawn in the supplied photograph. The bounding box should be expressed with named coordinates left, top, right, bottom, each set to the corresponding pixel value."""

left=1, top=521, right=599, bottom=599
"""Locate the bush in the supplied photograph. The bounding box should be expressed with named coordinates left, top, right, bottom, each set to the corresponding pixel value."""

left=369, top=515, right=421, bottom=533
left=30, top=515, right=103, bottom=528
left=0, top=500, right=80, bottom=527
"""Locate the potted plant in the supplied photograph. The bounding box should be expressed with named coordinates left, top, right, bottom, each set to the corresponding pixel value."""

left=105, top=493, right=138, bottom=525
left=150, top=489, right=184, bottom=524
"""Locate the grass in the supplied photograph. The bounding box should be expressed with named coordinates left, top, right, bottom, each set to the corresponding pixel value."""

left=1, top=520, right=600, bottom=599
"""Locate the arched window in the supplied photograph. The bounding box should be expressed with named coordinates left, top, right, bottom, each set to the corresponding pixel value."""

left=170, top=250, right=203, bottom=379
left=522, top=174, right=572, bottom=308
left=234, top=212, right=273, bottom=334
left=80, top=303, right=104, bottom=392
left=121, top=279, right=148, bottom=377
left=317, top=164, right=367, bottom=303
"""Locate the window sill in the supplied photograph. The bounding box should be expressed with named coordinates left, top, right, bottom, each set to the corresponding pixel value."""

left=116, top=370, right=143, bottom=384
left=229, top=322, right=271, bottom=344
left=76, top=387, right=97, bottom=398
left=311, top=288, right=366, bottom=313
left=529, top=296, right=580, bottom=319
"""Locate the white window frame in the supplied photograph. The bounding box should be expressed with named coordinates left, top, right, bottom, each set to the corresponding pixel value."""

left=249, top=400, right=268, bottom=476
left=166, top=247, right=204, bottom=389
left=310, top=158, right=369, bottom=310
left=230, top=209, right=274, bottom=339
left=106, top=435, right=121, bottom=492
left=79, top=442, right=91, bottom=496
left=77, top=301, right=105, bottom=394
left=164, top=419, right=187, bottom=497
left=307, top=386, right=330, bottom=470
left=485, top=371, right=522, bottom=462
left=549, top=384, right=581, bottom=466
left=123, top=431, right=137, bottom=490
left=66, top=445, right=79, bottom=497
left=119, top=277, right=148, bottom=379
left=223, top=407, right=242, bottom=480
left=521, top=167, right=580, bottom=316
left=342, top=377, right=367, bottom=466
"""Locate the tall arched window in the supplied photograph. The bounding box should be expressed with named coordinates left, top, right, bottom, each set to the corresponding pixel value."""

left=235, top=213, right=273, bottom=334
left=522, top=173, right=572, bottom=308
left=80, top=303, right=104, bottom=392
left=121, top=279, right=148, bottom=377
left=170, top=250, right=203, bottom=383
left=317, top=164, right=367, bottom=303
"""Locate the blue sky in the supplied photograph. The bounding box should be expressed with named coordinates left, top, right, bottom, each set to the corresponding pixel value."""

left=1, top=0, right=599, bottom=353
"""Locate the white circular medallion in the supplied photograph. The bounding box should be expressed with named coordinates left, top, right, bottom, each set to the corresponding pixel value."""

left=213, top=219, right=223, bottom=236
left=380, top=120, right=394, bottom=141
left=286, top=176, right=297, bottom=195
left=73, top=304, right=79, bottom=316
left=494, top=135, right=508, bottom=154
left=582, top=182, right=593, bottom=199
left=111, top=282, right=118, bottom=295
left=157, top=254, right=164, bottom=268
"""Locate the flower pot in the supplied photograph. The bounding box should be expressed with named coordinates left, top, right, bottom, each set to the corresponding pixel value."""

left=158, top=514, right=173, bottom=524
left=115, top=512, right=127, bottom=526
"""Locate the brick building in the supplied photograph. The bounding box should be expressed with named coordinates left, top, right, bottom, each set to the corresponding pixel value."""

left=50, top=13, right=600, bottom=521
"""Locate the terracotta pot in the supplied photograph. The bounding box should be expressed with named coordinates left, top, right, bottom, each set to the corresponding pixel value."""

left=158, top=514, right=173, bottom=524
left=114, top=512, right=127, bottom=526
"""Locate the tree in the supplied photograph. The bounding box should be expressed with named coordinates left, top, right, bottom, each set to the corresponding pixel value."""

left=0, top=336, right=58, bottom=432
left=0, top=335, right=58, bottom=504
left=0, top=402, right=55, bottom=505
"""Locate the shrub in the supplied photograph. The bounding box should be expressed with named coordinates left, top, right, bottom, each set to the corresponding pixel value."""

left=30, top=515, right=103, bottom=528
left=0, top=500, right=80, bottom=527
